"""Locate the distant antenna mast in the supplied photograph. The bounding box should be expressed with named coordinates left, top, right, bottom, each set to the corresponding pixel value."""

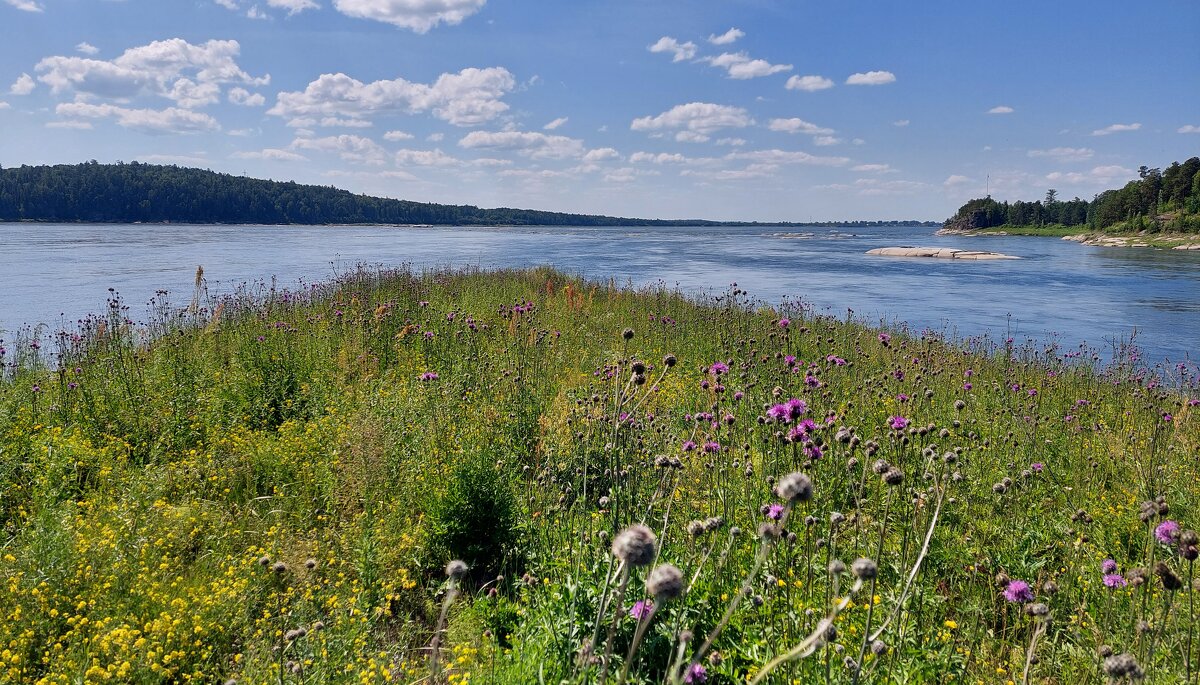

left=986, top=174, right=990, bottom=198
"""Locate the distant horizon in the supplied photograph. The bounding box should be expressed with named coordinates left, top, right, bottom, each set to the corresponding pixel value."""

left=1, top=1, right=1197, bottom=222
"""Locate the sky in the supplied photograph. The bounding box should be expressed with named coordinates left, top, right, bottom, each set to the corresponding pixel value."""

left=1, top=0, right=1198, bottom=222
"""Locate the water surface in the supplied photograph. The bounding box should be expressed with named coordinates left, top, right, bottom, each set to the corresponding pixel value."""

left=1, top=223, right=1198, bottom=365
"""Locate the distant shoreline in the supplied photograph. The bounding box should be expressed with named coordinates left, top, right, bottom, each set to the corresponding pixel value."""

left=937, top=225, right=1200, bottom=250
left=1, top=219, right=941, bottom=228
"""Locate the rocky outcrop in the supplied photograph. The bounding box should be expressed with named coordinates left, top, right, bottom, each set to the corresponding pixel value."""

left=866, top=246, right=1019, bottom=260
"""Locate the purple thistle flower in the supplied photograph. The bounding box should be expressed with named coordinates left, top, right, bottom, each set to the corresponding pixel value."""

left=1002, top=580, right=1034, bottom=603
left=702, top=441, right=720, bottom=453
left=681, top=440, right=696, bottom=452
left=896, top=393, right=909, bottom=402
left=1103, top=573, right=1127, bottom=589
left=684, top=663, right=708, bottom=684
left=777, top=318, right=790, bottom=329
left=710, top=361, right=730, bottom=376
left=1155, top=520, right=1180, bottom=545
left=786, top=397, right=807, bottom=419
left=629, top=599, right=654, bottom=620
left=878, top=333, right=891, bottom=345
left=1101, top=558, right=1118, bottom=574
left=419, top=371, right=439, bottom=381
left=767, top=403, right=790, bottom=423
left=1030, top=462, right=1044, bottom=473
left=766, top=504, right=784, bottom=521
left=963, top=382, right=972, bottom=391
left=888, top=415, right=909, bottom=430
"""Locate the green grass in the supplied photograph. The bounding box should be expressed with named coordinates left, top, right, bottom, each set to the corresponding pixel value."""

left=1, top=266, right=1198, bottom=684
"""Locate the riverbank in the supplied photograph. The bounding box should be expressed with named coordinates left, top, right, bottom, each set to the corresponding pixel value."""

left=937, top=224, right=1200, bottom=249
left=1, top=266, right=1197, bottom=684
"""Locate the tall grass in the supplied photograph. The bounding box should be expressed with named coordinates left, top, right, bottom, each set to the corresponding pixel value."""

left=0, top=265, right=1197, bottom=684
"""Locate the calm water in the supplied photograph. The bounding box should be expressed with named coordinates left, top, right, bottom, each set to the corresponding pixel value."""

left=2, top=223, right=1198, bottom=365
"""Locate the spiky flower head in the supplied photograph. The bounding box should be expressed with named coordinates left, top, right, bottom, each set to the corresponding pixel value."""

left=446, top=560, right=469, bottom=580
left=646, top=564, right=684, bottom=600
left=612, top=524, right=658, bottom=566
left=1102, top=653, right=1143, bottom=680
left=851, top=558, right=878, bottom=580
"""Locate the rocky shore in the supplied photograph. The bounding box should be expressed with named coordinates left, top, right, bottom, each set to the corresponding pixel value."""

left=866, top=246, right=1019, bottom=260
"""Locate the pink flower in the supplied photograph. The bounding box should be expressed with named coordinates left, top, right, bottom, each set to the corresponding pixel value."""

left=629, top=600, right=654, bottom=620
left=1003, top=580, right=1033, bottom=603
left=889, top=415, right=909, bottom=430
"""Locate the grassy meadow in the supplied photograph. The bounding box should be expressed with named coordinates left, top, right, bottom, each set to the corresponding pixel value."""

left=1, top=266, right=1198, bottom=684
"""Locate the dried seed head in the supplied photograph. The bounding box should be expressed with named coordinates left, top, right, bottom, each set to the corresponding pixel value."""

left=1102, top=653, right=1143, bottom=679
left=870, top=639, right=888, bottom=655
left=612, top=524, right=658, bottom=566
left=446, top=560, right=469, bottom=580
left=775, top=472, right=813, bottom=503
left=270, top=561, right=289, bottom=575
left=646, top=564, right=684, bottom=600
left=1024, top=602, right=1050, bottom=618
left=1155, top=561, right=1184, bottom=591
left=622, top=328, right=635, bottom=340
left=304, top=558, right=318, bottom=570
left=828, top=559, right=846, bottom=576
left=883, top=467, right=904, bottom=486
left=851, top=558, right=878, bottom=580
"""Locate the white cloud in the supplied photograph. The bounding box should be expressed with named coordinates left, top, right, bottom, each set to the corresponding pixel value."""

left=602, top=167, right=661, bottom=184
left=852, top=164, right=893, bottom=173
left=332, top=0, right=486, bottom=32
left=785, top=75, right=833, bottom=92
left=395, top=148, right=461, bottom=166
left=1092, top=122, right=1141, bottom=136
left=632, top=102, right=752, bottom=137
left=893, top=119, right=909, bottom=127
left=268, top=67, right=514, bottom=127
left=228, top=87, right=266, bottom=106
left=715, top=137, right=746, bottom=146
left=213, top=0, right=239, bottom=9
left=1046, top=165, right=1134, bottom=184
left=943, top=174, right=972, bottom=187
left=75, top=42, right=100, bottom=56
left=726, top=148, right=849, bottom=167
left=4, top=0, right=43, bottom=12
left=648, top=36, right=697, bottom=63
left=267, top=0, right=319, bottom=14
left=582, top=147, right=619, bottom=162
left=0, top=101, right=10, bottom=110
left=987, top=105, right=1014, bottom=114
left=630, top=151, right=689, bottom=164
left=427, top=132, right=444, bottom=141
left=326, top=169, right=420, bottom=182
left=55, top=102, right=221, bottom=134
left=1179, top=125, right=1200, bottom=134
left=232, top=148, right=307, bottom=161
left=320, top=116, right=372, bottom=128
left=227, top=128, right=255, bottom=136
left=767, top=117, right=833, bottom=135
left=845, top=70, right=896, bottom=86
left=10, top=73, right=35, bottom=95
left=812, top=136, right=841, bottom=146
left=246, top=5, right=268, bottom=19
left=543, top=116, right=568, bottom=130
left=457, top=130, right=585, bottom=159
left=1027, top=146, right=1093, bottom=162
left=682, top=163, right=779, bottom=182
left=674, top=130, right=709, bottom=143
left=292, top=134, right=388, bottom=164
left=708, top=27, right=744, bottom=45
left=35, top=38, right=268, bottom=108
left=383, top=129, right=414, bottom=141
left=706, top=52, right=791, bottom=80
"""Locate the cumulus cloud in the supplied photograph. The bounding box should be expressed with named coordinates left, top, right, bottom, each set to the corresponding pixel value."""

left=1027, top=146, right=1093, bottom=162
left=943, top=174, right=972, bottom=187
left=10, top=73, right=35, bottom=95
left=75, top=42, right=100, bottom=56
left=232, top=148, right=307, bottom=161
left=674, top=130, right=710, bottom=143
left=0, top=101, right=10, bottom=110
left=213, top=0, right=239, bottom=9
left=4, top=0, right=43, bottom=12
left=648, top=36, right=697, bottom=63
left=631, top=102, right=752, bottom=137
left=987, top=105, right=1014, bottom=114
left=45, top=120, right=94, bottom=129
left=715, top=137, right=746, bottom=146
left=394, top=148, right=461, bottom=166
left=292, top=134, right=388, bottom=164
left=55, top=102, right=221, bottom=134
left=320, top=116, right=372, bottom=127
left=457, top=130, right=585, bottom=159
left=268, top=67, right=514, bottom=127
left=845, top=70, right=895, bottom=86
left=1180, top=125, right=1200, bottom=134
left=228, top=87, right=266, bottom=106
left=785, top=74, right=833, bottom=92
left=383, top=129, right=414, bottom=140
left=852, top=164, right=894, bottom=173
left=1046, top=165, right=1134, bottom=184
left=582, top=147, right=619, bottom=162
left=35, top=38, right=268, bottom=108
left=629, top=151, right=689, bottom=164
left=768, top=117, right=833, bottom=135
left=705, top=52, right=791, bottom=79
left=1092, top=122, right=1141, bottom=136
left=893, top=119, right=909, bottom=127
left=708, top=27, right=744, bottom=45
left=333, top=0, right=486, bottom=32
left=543, top=116, right=568, bottom=130
left=813, top=136, right=841, bottom=146
left=267, top=0, right=319, bottom=14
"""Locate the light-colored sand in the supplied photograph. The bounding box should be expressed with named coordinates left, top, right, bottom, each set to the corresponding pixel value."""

left=866, top=246, right=1019, bottom=260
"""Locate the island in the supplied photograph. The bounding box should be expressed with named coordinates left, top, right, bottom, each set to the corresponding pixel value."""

left=866, top=246, right=1018, bottom=260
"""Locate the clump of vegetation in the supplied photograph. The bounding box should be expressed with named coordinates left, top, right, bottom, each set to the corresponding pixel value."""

left=0, top=266, right=1198, bottom=683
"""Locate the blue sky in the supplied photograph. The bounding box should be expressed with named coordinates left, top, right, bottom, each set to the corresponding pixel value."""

left=1, top=0, right=1197, bottom=221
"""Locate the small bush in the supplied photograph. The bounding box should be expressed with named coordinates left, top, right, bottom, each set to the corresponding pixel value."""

left=426, top=451, right=520, bottom=577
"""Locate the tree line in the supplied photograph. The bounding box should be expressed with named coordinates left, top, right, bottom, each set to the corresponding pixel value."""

left=0, top=161, right=936, bottom=227
left=945, top=157, right=1200, bottom=233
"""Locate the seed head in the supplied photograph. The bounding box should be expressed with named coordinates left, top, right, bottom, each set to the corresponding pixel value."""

left=1102, top=653, right=1143, bottom=680
left=870, top=640, right=888, bottom=656
left=775, top=471, right=813, bottom=503
left=851, top=558, right=878, bottom=580
left=1155, top=561, right=1183, bottom=591
left=882, top=467, right=904, bottom=486
left=622, top=328, right=635, bottom=341
left=646, top=564, right=684, bottom=600
left=446, top=560, right=469, bottom=580
left=304, top=558, right=318, bottom=570
left=270, top=561, right=289, bottom=575
left=612, top=524, right=658, bottom=566
left=663, top=354, right=677, bottom=367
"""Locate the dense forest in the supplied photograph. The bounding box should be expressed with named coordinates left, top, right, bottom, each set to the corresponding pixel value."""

left=0, top=162, right=937, bottom=227
left=944, top=157, right=1200, bottom=233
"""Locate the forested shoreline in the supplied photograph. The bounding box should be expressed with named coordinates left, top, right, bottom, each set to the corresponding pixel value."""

left=944, top=157, right=1200, bottom=233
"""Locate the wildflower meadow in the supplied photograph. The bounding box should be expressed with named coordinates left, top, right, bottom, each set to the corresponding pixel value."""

left=1, top=266, right=1198, bottom=684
